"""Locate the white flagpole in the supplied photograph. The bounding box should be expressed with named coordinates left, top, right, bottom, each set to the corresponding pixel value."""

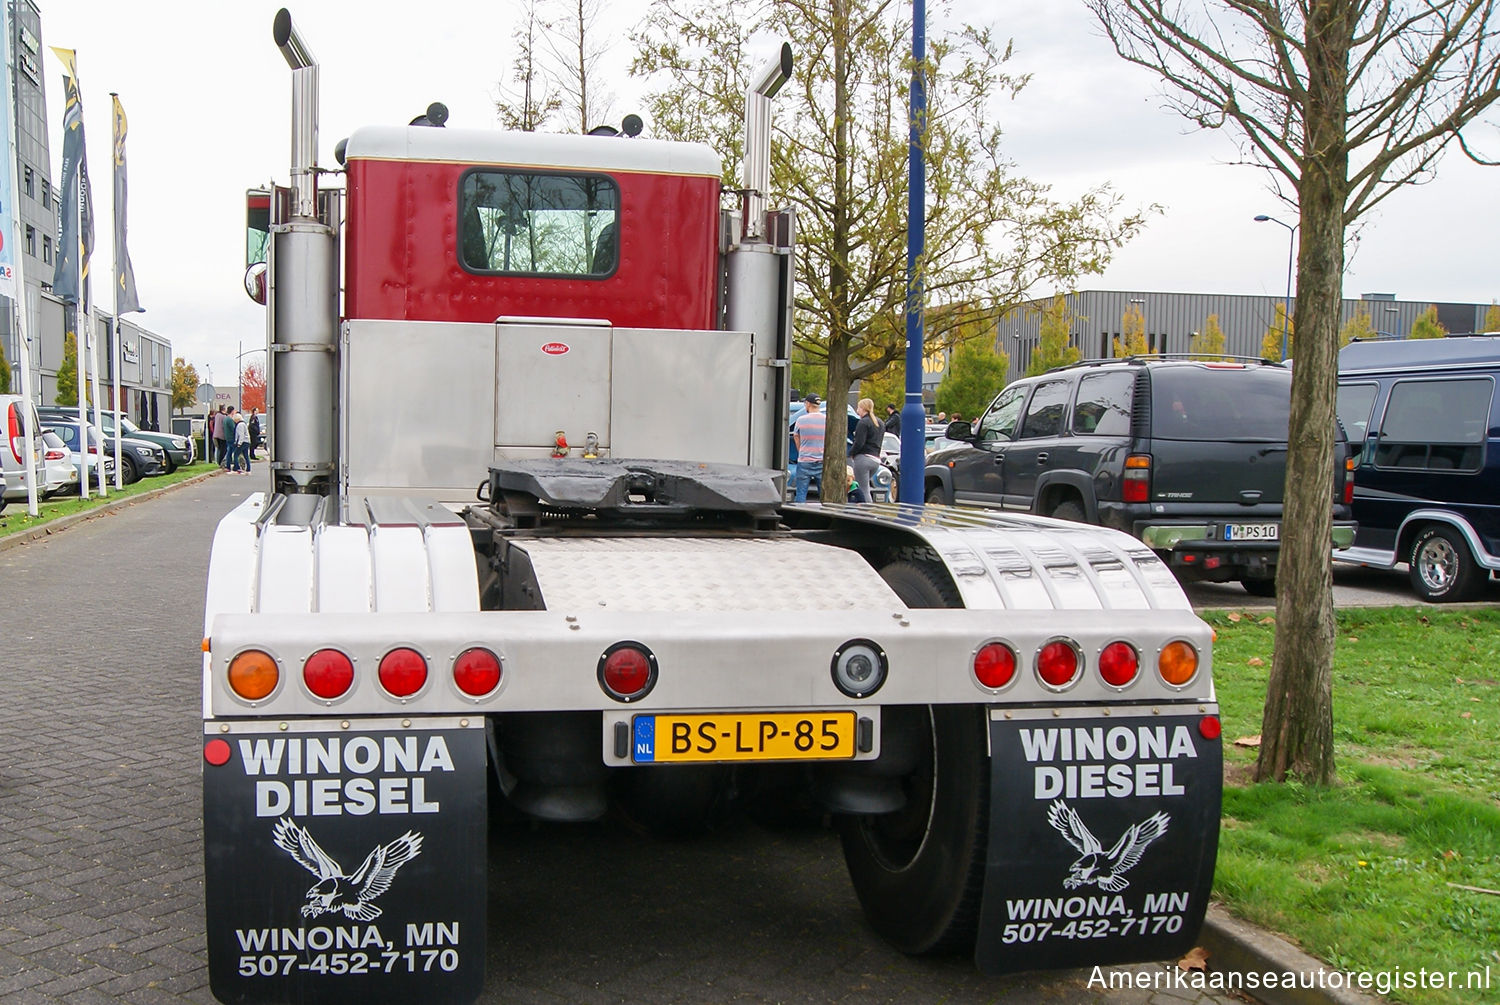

left=1, top=6, right=38, bottom=516
left=74, top=185, right=89, bottom=498
left=85, top=250, right=107, bottom=496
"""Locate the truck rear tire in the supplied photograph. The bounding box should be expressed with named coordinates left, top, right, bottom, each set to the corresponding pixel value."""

left=837, top=560, right=986, bottom=955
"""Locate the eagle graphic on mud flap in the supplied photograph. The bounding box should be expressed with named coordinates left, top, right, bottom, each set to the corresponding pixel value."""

left=1047, top=800, right=1169, bottom=892
left=272, top=817, right=423, bottom=921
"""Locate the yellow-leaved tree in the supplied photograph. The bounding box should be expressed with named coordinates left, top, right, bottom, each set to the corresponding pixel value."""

left=1409, top=305, right=1447, bottom=339
left=1260, top=303, right=1294, bottom=362
left=1026, top=295, right=1082, bottom=375
left=1113, top=303, right=1149, bottom=357
left=1189, top=315, right=1226, bottom=358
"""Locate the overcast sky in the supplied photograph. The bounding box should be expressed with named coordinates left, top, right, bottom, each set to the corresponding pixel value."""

left=38, top=1, right=1500, bottom=393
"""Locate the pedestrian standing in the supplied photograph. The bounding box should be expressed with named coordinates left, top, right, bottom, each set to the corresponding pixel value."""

left=883, top=403, right=901, bottom=437
left=213, top=406, right=229, bottom=467
left=791, top=393, right=826, bottom=503
left=248, top=409, right=262, bottom=460
left=850, top=398, right=883, bottom=502
left=232, top=410, right=252, bottom=473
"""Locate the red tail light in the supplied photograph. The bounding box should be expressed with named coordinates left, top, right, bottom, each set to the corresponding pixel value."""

left=378, top=648, right=429, bottom=698
left=453, top=647, right=502, bottom=697
left=5, top=405, right=18, bottom=463
left=1037, top=639, right=1081, bottom=688
left=1098, top=641, right=1140, bottom=687
left=973, top=642, right=1018, bottom=690
left=598, top=642, right=657, bottom=702
left=1343, top=456, right=1355, bottom=505
left=1122, top=454, right=1151, bottom=503
left=303, top=648, right=355, bottom=700
left=45, top=448, right=67, bottom=461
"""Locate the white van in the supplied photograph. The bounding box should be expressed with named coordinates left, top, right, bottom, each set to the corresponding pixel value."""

left=1, top=393, right=48, bottom=504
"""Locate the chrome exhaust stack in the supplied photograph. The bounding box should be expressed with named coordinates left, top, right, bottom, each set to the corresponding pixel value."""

left=740, top=43, right=792, bottom=242
left=267, top=8, right=339, bottom=510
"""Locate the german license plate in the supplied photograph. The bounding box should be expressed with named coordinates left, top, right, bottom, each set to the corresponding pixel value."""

left=1223, top=523, right=1278, bottom=541
left=632, top=711, right=856, bottom=763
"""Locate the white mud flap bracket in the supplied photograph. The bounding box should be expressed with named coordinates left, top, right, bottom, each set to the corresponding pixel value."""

left=975, top=705, right=1222, bottom=974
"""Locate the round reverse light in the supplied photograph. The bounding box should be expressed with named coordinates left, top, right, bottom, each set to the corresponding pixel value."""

left=1098, top=641, right=1140, bottom=688
left=303, top=648, right=355, bottom=700
left=1158, top=640, right=1200, bottom=687
left=453, top=647, right=502, bottom=697
left=228, top=649, right=280, bottom=701
left=1036, top=639, right=1081, bottom=689
left=973, top=642, right=1018, bottom=690
left=599, top=642, right=657, bottom=702
left=379, top=647, right=429, bottom=698
left=831, top=639, right=887, bottom=698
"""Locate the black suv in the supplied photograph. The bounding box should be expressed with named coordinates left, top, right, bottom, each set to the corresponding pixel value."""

left=923, top=356, right=1357, bottom=594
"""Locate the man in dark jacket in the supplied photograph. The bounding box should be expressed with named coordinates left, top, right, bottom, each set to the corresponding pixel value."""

left=883, top=403, right=901, bottom=437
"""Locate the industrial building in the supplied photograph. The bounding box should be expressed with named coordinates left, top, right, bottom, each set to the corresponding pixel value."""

left=1, top=0, right=174, bottom=426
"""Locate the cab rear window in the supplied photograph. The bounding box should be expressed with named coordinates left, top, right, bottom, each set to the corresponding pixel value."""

left=1150, top=367, right=1291, bottom=441
left=459, top=170, right=619, bottom=278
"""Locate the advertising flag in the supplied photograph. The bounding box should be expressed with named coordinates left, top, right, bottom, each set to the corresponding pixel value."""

left=51, top=47, right=93, bottom=305
left=111, top=94, right=142, bottom=314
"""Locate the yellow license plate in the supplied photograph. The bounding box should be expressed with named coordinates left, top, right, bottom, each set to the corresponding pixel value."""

left=631, top=711, right=856, bottom=763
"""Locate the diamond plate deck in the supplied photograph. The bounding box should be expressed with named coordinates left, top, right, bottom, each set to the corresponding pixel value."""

left=513, top=536, right=902, bottom=611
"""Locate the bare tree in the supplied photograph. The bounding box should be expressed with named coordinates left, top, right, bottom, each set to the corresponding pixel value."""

left=1087, top=0, right=1500, bottom=783
left=545, top=0, right=616, bottom=133
left=496, top=0, right=563, bottom=131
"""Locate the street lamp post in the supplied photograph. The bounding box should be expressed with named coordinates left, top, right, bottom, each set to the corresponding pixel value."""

left=1254, top=214, right=1298, bottom=361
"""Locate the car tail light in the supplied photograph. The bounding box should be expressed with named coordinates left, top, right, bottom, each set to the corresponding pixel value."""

left=5, top=405, right=18, bottom=463
left=973, top=641, right=1017, bottom=690
left=228, top=650, right=280, bottom=701
left=303, top=648, right=355, bottom=700
left=453, top=647, right=502, bottom=697
left=598, top=642, right=658, bottom=702
left=1037, top=639, right=1081, bottom=688
left=1158, top=641, right=1199, bottom=686
left=45, top=448, right=67, bottom=461
left=1122, top=454, right=1151, bottom=503
left=1098, top=641, right=1140, bottom=687
left=379, top=648, right=429, bottom=698
left=1343, top=456, right=1355, bottom=505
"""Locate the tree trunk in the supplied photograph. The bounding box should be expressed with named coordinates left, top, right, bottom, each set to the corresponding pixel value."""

left=1255, top=0, right=1351, bottom=785
left=822, top=0, right=851, bottom=503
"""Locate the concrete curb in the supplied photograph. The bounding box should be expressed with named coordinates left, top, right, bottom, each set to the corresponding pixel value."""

left=1199, top=903, right=1383, bottom=1005
left=0, top=467, right=228, bottom=553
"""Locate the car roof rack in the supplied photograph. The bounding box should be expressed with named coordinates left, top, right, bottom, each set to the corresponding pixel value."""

left=1044, top=353, right=1279, bottom=374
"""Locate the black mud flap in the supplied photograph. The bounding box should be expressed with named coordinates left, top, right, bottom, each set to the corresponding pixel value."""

left=203, top=717, right=486, bottom=1004
left=975, top=706, right=1221, bottom=975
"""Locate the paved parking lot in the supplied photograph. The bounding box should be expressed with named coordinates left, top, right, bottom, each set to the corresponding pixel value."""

left=0, top=474, right=1255, bottom=1004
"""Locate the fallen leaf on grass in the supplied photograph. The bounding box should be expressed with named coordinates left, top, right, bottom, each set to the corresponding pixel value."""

left=1260, top=616, right=1275, bottom=625
left=1227, top=612, right=1243, bottom=623
left=1473, top=697, right=1482, bottom=702
left=1444, top=850, right=1460, bottom=860
left=1461, top=712, right=1472, bottom=719
left=1178, top=946, right=1210, bottom=971
left=1247, top=657, right=1265, bottom=667
left=1347, top=636, right=1359, bottom=642
left=1233, top=735, right=1261, bottom=748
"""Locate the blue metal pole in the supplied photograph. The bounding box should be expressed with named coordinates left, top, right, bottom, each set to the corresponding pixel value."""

left=898, top=0, right=927, bottom=504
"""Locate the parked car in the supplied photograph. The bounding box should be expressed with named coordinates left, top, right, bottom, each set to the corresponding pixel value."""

left=37, top=407, right=194, bottom=472
left=2, top=393, right=47, bottom=505
left=1335, top=335, right=1500, bottom=602
left=924, top=356, right=1357, bottom=594
left=38, top=430, right=80, bottom=497
left=43, top=426, right=115, bottom=489
left=41, top=420, right=167, bottom=485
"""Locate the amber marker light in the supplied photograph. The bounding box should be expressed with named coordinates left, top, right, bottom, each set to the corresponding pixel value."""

left=228, top=650, right=280, bottom=701
left=1158, top=641, right=1199, bottom=687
